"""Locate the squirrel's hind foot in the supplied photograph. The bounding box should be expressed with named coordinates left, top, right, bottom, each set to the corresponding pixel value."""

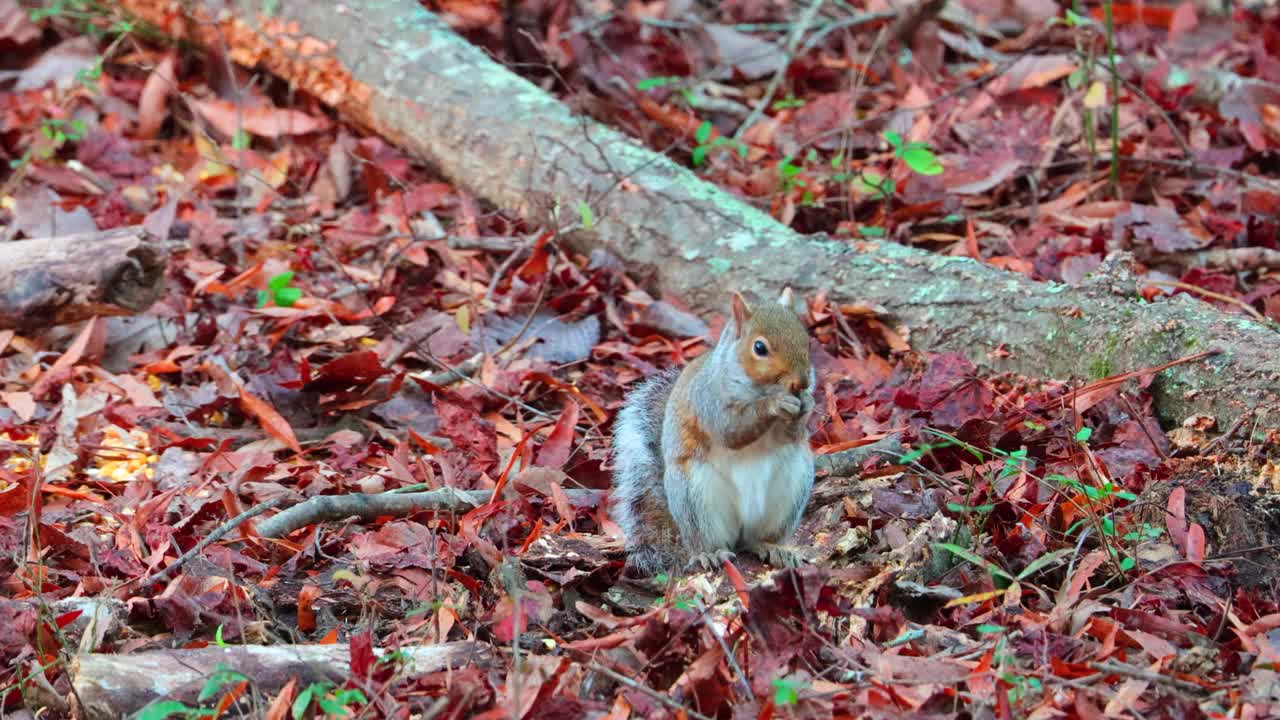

left=684, top=549, right=736, bottom=573
left=752, top=542, right=806, bottom=568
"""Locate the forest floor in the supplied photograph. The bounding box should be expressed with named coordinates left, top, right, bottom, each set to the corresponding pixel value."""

left=1, top=0, right=1279, bottom=718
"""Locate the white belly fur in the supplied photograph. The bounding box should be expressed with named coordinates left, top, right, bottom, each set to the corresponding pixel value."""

left=687, top=435, right=811, bottom=550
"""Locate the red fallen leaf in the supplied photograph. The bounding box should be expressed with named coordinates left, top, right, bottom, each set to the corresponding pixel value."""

left=213, top=681, right=249, bottom=717
left=318, top=627, right=339, bottom=644
left=263, top=677, right=297, bottom=720
left=458, top=501, right=504, bottom=567
left=723, top=559, right=750, bottom=610
left=0, top=469, right=31, bottom=517
left=1169, top=1, right=1198, bottom=40
left=297, top=584, right=321, bottom=632
left=1166, top=487, right=1188, bottom=551
left=55, top=609, right=83, bottom=628
left=137, top=53, right=176, bottom=139
left=349, top=630, right=375, bottom=682
left=1186, top=522, right=1206, bottom=564
left=189, top=98, right=332, bottom=140
left=238, top=387, right=302, bottom=454
left=305, top=350, right=388, bottom=391
left=534, top=400, right=579, bottom=469
left=1240, top=612, right=1280, bottom=637
left=1091, top=4, right=1175, bottom=27
left=815, top=433, right=890, bottom=455
left=517, top=517, right=544, bottom=555
left=514, top=230, right=553, bottom=282
left=491, top=592, right=536, bottom=644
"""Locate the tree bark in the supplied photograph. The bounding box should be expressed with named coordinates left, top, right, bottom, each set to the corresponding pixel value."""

left=69, top=641, right=491, bottom=719
left=0, top=226, right=165, bottom=331
left=116, top=0, right=1280, bottom=430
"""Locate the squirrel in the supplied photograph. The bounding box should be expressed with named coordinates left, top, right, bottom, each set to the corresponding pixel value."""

left=610, top=288, right=817, bottom=575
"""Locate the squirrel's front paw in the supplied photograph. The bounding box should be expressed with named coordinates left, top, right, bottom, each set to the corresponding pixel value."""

left=767, top=393, right=804, bottom=418
left=755, top=543, right=806, bottom=568
left=797, top=390, right=815, bottom=415
left=684, top=549, right=736, bottom=573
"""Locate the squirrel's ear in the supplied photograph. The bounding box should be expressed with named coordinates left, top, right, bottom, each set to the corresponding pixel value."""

left=731, top=292, right=751, bottom=334
left=778, top=287, right=794, bottom=307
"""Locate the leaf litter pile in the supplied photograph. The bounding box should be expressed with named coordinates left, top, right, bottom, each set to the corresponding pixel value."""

left=2, top=0, right=1280, bottom=718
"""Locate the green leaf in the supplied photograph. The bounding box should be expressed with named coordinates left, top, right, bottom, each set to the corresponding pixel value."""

left=334, top=689, right=367, bottom=705
left=772, top=95, right=805, bottom=110
left=274, top=287, right=302, bottom=307
left=1166, top=67, right=1191, bottom=89
left=136, top=701, right=197, bottom=720
left=884, top=131, right=904, bottom=149
left=256, top=289, right=270, bottom=308
left=902, top=146, right=944, bottom=175
left=1101, top=516, right=1116, bottom=536
left=198, top=666, right=250, bottom=702
left=691, top=145, right=707, bottom=167
left=578, top=201, right=595, bottom=230
left=1119, top=556, right=1135, bottom=571
left=1064, top=8, right=1089, bottom=26
left=976, top=623, right=1005, bottom=634
left=268, top=271, right=295, bottom=293
left=1067, top=66, right=1087, bottom=90
left=214, top=623, right=228, bottom=647
left=947, top=501, right=995, bottom=514
left=636, top=76, right=681, bottom=91
left=1015, top=548, right=1073, bottom=580
left=232, top=130, right=252, bottom=150
left=1075, top=426, right=1093, bottom=442
left=772, top=678, right=800, bottom=706
left=935, top=543, right=1014, bottom=581
left=292, top=686, right=316, bottom=720
left=858, top=225, right=887, bottom=238
left=695, top=120, right=713, bottom=145
left=318, top=698, right=351, bottom=717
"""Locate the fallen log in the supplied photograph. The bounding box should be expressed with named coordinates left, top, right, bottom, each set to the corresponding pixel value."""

left=70, top=641, right=491, bottom=719
left=116, top=0, right=1280, bottom=430
left=0, top=226, right=165, bottom=331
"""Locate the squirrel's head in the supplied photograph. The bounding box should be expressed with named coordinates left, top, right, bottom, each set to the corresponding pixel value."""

left=727, top=288, right=811, bottom=394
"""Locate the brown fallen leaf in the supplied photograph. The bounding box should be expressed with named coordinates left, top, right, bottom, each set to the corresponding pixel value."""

left=238, top=387, right=303, bottom=454
left=189, top=97, right=333, bottom=140
left=137, top=54, right=177, bottom=140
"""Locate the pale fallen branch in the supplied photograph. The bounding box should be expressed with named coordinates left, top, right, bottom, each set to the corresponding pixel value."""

left=0, top=226, right=166, bottom=331
left=70, top=642, right=491, bottom=720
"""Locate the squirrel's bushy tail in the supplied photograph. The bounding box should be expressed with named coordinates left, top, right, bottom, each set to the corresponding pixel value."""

left=610, top=368, right=682, bottom=575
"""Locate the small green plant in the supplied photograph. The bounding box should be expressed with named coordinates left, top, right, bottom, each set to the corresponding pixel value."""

left=772, top=94, right=805, bottom=111
left=772, top=676, right=803, bottom=706
left=884, top=131, right=944, bottom=176
left=292, top=681, right=367, bottom=719
left=257, top=271, right=302, bottom=308
left=135, top=701, right=215, bottom=720
left=691, top=120, right=748, bottom=167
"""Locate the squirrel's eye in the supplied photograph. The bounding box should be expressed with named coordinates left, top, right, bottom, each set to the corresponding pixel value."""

left=753, top=339, right=769, bottom=357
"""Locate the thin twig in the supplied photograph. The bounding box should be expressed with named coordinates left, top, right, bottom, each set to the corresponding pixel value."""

left=588, top=663, right=714, bottom=720
left=133, top=497, right=285, bottom=588
left=1089, top=661, right=1209, bottom=694
left=1142, top=279, right=1268, bottom=323
left=734, top=0, right=828, bottom=141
